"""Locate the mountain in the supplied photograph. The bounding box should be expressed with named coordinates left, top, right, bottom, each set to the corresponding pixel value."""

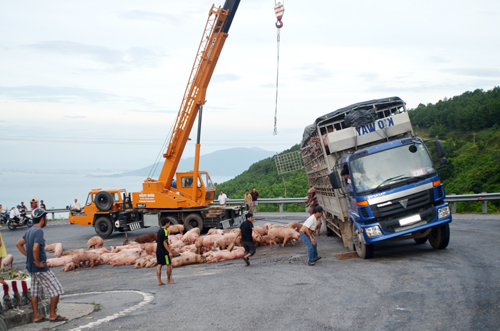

left=119, top=147, right=275, bottom=179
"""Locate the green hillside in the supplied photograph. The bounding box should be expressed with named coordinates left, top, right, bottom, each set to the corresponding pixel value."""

left=218, top=87, right=500, bottom=213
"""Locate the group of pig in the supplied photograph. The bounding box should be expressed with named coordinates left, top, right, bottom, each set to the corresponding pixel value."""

left=44, top=221, right=303, bottom=272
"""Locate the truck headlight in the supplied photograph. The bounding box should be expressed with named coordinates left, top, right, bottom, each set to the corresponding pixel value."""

left=438, top=206, right=450, bottom=219
left=365, top=225, right=382, bottom=237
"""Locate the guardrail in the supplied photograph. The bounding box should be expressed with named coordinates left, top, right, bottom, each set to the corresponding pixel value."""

left=446, top=193, right=500, bottom=213
left=37, top=192, right=500, bottom=219
left=227, top=193, right=500, bottom=214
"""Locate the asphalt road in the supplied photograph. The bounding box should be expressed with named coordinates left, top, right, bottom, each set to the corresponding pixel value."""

left=2, top=213, right=499, bottom=331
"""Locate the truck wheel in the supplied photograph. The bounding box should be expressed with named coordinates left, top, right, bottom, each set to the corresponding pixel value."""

left=95, top=216, right=114, bottom=238
left=326, top=226, right=335, bottom=237
left=95, top=191, right=114, bottom=211
left=428, top=223, right=450, bottom=249
left=184, top=213, right=204, bottom=231
left=414, top=237, right=428, bottom=244
left=352, top=222, right=374, bottom=259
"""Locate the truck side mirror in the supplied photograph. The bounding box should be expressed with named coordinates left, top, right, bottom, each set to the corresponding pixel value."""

left=434, top=140, right=445, bottom=158
left=329, top=172, right=342, bottom=189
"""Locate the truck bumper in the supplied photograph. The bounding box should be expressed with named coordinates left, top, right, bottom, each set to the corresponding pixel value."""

left=361, top=203, right=452, bottom=245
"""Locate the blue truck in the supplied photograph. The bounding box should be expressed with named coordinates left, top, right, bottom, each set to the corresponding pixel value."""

left=301, top=97, right=452, bottom=258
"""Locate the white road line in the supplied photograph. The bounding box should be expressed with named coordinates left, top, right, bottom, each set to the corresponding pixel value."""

left=62, top=290, right=154, bottom=331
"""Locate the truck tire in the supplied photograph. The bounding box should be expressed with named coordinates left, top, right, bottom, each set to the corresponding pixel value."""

left=95, top=216, right=114, bottom=238
left=95, top=191, right=114, bottom=211
left=428, top=223, right=450, bottom=249
left=184, top=213, right=204, bottom=232
left=352, top=222, right=374, bottom=259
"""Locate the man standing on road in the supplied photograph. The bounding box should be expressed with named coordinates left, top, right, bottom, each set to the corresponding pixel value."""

left=40, top=200, right=47, bottom=210
left=218, top=190, right=227, bottom=206
left=299, top=206, right=323, bottom=266
left=157, top=218, right=175, bottom=286
left=250, top=187, right=259, bottom=213
left=235, top=213, right=261, bottom=266
left=244, top=190, right=252, bottom=211
left=16, top=208, right=67, bottom=323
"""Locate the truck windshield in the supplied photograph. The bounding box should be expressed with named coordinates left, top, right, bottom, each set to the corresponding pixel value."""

left=349, top=143, right=436, bottom=194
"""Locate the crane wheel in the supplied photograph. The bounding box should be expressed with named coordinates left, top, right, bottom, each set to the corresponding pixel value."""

left=184, top=213, right=204, bottom=232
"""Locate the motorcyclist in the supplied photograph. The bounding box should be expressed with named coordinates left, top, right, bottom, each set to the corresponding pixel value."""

left=10, top=206, right=21, bottom=224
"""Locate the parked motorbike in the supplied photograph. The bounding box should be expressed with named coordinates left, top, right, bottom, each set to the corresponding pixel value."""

left=7, top=208, right=33, bottom=230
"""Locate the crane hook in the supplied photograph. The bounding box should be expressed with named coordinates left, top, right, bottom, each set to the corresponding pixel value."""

left=274, top=2, right=284, bottom=29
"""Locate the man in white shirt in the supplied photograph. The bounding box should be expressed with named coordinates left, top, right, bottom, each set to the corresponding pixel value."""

left=70, top=199, right=82, bottom=212
left=299, top=206, right=323, bottom=266
left=218, top=191, right=227, bottom=206
left=10, top=206, right=21, bottom=224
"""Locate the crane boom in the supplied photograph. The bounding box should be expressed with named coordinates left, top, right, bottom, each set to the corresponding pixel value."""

left=158, top=0, right=240, bottom=189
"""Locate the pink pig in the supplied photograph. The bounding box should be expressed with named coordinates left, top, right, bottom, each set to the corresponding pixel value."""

left=87, top=236, right=104, bottom=250
left=1, top=254, right=14, bottom=269
left=54, top=243, right=64, bottom=258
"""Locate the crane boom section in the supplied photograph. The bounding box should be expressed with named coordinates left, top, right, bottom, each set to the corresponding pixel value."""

left=158, top=1, right=239, bottom=188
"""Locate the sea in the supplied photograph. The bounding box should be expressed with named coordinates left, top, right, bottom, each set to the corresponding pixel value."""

left=0, top=171, right=233, bottom=218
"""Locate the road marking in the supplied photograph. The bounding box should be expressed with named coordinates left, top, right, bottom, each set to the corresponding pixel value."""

left=62, top=290, right=154, bottom=331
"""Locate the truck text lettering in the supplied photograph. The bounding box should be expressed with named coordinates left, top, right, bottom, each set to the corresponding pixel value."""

left=356, top=117, right=394, bottom=136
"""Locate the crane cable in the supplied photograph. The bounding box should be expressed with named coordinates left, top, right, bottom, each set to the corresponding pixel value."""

left=273, top=1, right=284, bottom=136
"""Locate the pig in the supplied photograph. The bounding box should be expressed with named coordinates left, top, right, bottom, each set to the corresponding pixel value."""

left=111, top=245, right=145, bottom=253
left=145, top=243, right=157, bottom=255
left=62, top=262, right=81, bottom=272
left=1, top=254, right=14, bottom=269
left=203, top=247, right=244, bottom=263
left=87, top=236, right=104, bottom=250
left=168, top=234, right=183, bottom=243
left=109, top=252, right=141, bottom=266
left=202, top=234, right=224, bottom=250
left=167, top=224, right=184, bottom=235
left=134, top=257, right=148, bottom=269
left=268, top=227, right=301, bottom=247
left=172, top=252, right=206, bottom=267
left=253, top=226, right=267, bottom=236
left=258, top=235, right=277, bottom=248
left=54, top=243, right=64, bottom=258
left=195, top=235, right=206, bottom=254
left=214, top=233, right=240, bottom=250
left=45, top=243, right=57, bottom=252
left=62, top=248, right=85, bottom=256
left=182, top=228, right=201, bottom=245
left=286, top=222, right=302, bottom=232
left=207, top=228, right=224, bottom=235
left=47, top=256, right=74, bottom=267
left=72, top=251, right=101, bottom=267
left=180, top=244, right=196, bottom=254
left=145, top=256, right=157, bottom=268
left=263, top=223, right=284, bottom=232
left=134, top=232, right=157, bottom=243
left=169, top=241, right=186, bottom=255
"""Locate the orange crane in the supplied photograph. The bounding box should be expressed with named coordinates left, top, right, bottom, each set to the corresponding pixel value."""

left=69, top=0, right=243, bottom=237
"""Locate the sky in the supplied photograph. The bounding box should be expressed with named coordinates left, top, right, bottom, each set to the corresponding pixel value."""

left=1, top=0, right=499, bottom=171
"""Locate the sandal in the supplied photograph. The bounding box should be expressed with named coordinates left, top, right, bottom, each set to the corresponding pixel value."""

left=308, top=262, right=315, bottom=266
left=34, top=317, right=47, bottom=323
left=242, top=257, right=250, bottom=266
left=315, top=256, right=323, bottom=262
left=49, top=315, right=68, bottom=322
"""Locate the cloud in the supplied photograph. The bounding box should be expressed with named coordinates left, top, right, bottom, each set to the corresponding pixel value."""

left=358, top=72, right=380, bottom=81
left=212, top=74, right=240, bottom=82
left=21, top=41, right=165, bottom=70
left=296, top=62, right=333, bottom=81
left=118, top=10, right=179, bottom=24
left=441, top=68, right=500, bottom=77
left=64, top=116, right=86, bottom=119
left=126, top=109, right=177, bottom=114
left=429, top=55, right=449, bottom=63
left=0, top=86, right=154, bottom=107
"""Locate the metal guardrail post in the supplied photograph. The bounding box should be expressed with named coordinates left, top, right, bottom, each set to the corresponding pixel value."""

left=449, top=193, right=456, bottom=213
left=481, top=192, right=487, bottom=213
left=279, top=197, right=283, bottom=212
left=52, top=212, right=55, bottom=221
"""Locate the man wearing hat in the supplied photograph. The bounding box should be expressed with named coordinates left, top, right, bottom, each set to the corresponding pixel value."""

left=299, top=206, right=324, bottom=266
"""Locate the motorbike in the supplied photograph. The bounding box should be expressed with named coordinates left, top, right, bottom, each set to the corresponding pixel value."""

left=7, top=208, right=33, bottom=230
left=0, top=210, right=9, bottom=224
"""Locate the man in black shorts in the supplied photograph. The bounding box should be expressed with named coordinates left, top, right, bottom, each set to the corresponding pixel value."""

left=236, top=213, right=261, bottom=266
left=157, top=218, right=175, bottom=285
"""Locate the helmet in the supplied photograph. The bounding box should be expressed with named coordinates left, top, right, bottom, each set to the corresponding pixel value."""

left=32, top=208, right=47, bottom=221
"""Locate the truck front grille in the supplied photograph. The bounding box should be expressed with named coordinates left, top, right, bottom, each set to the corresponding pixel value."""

left=370, top=189, right=432, bottom=219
